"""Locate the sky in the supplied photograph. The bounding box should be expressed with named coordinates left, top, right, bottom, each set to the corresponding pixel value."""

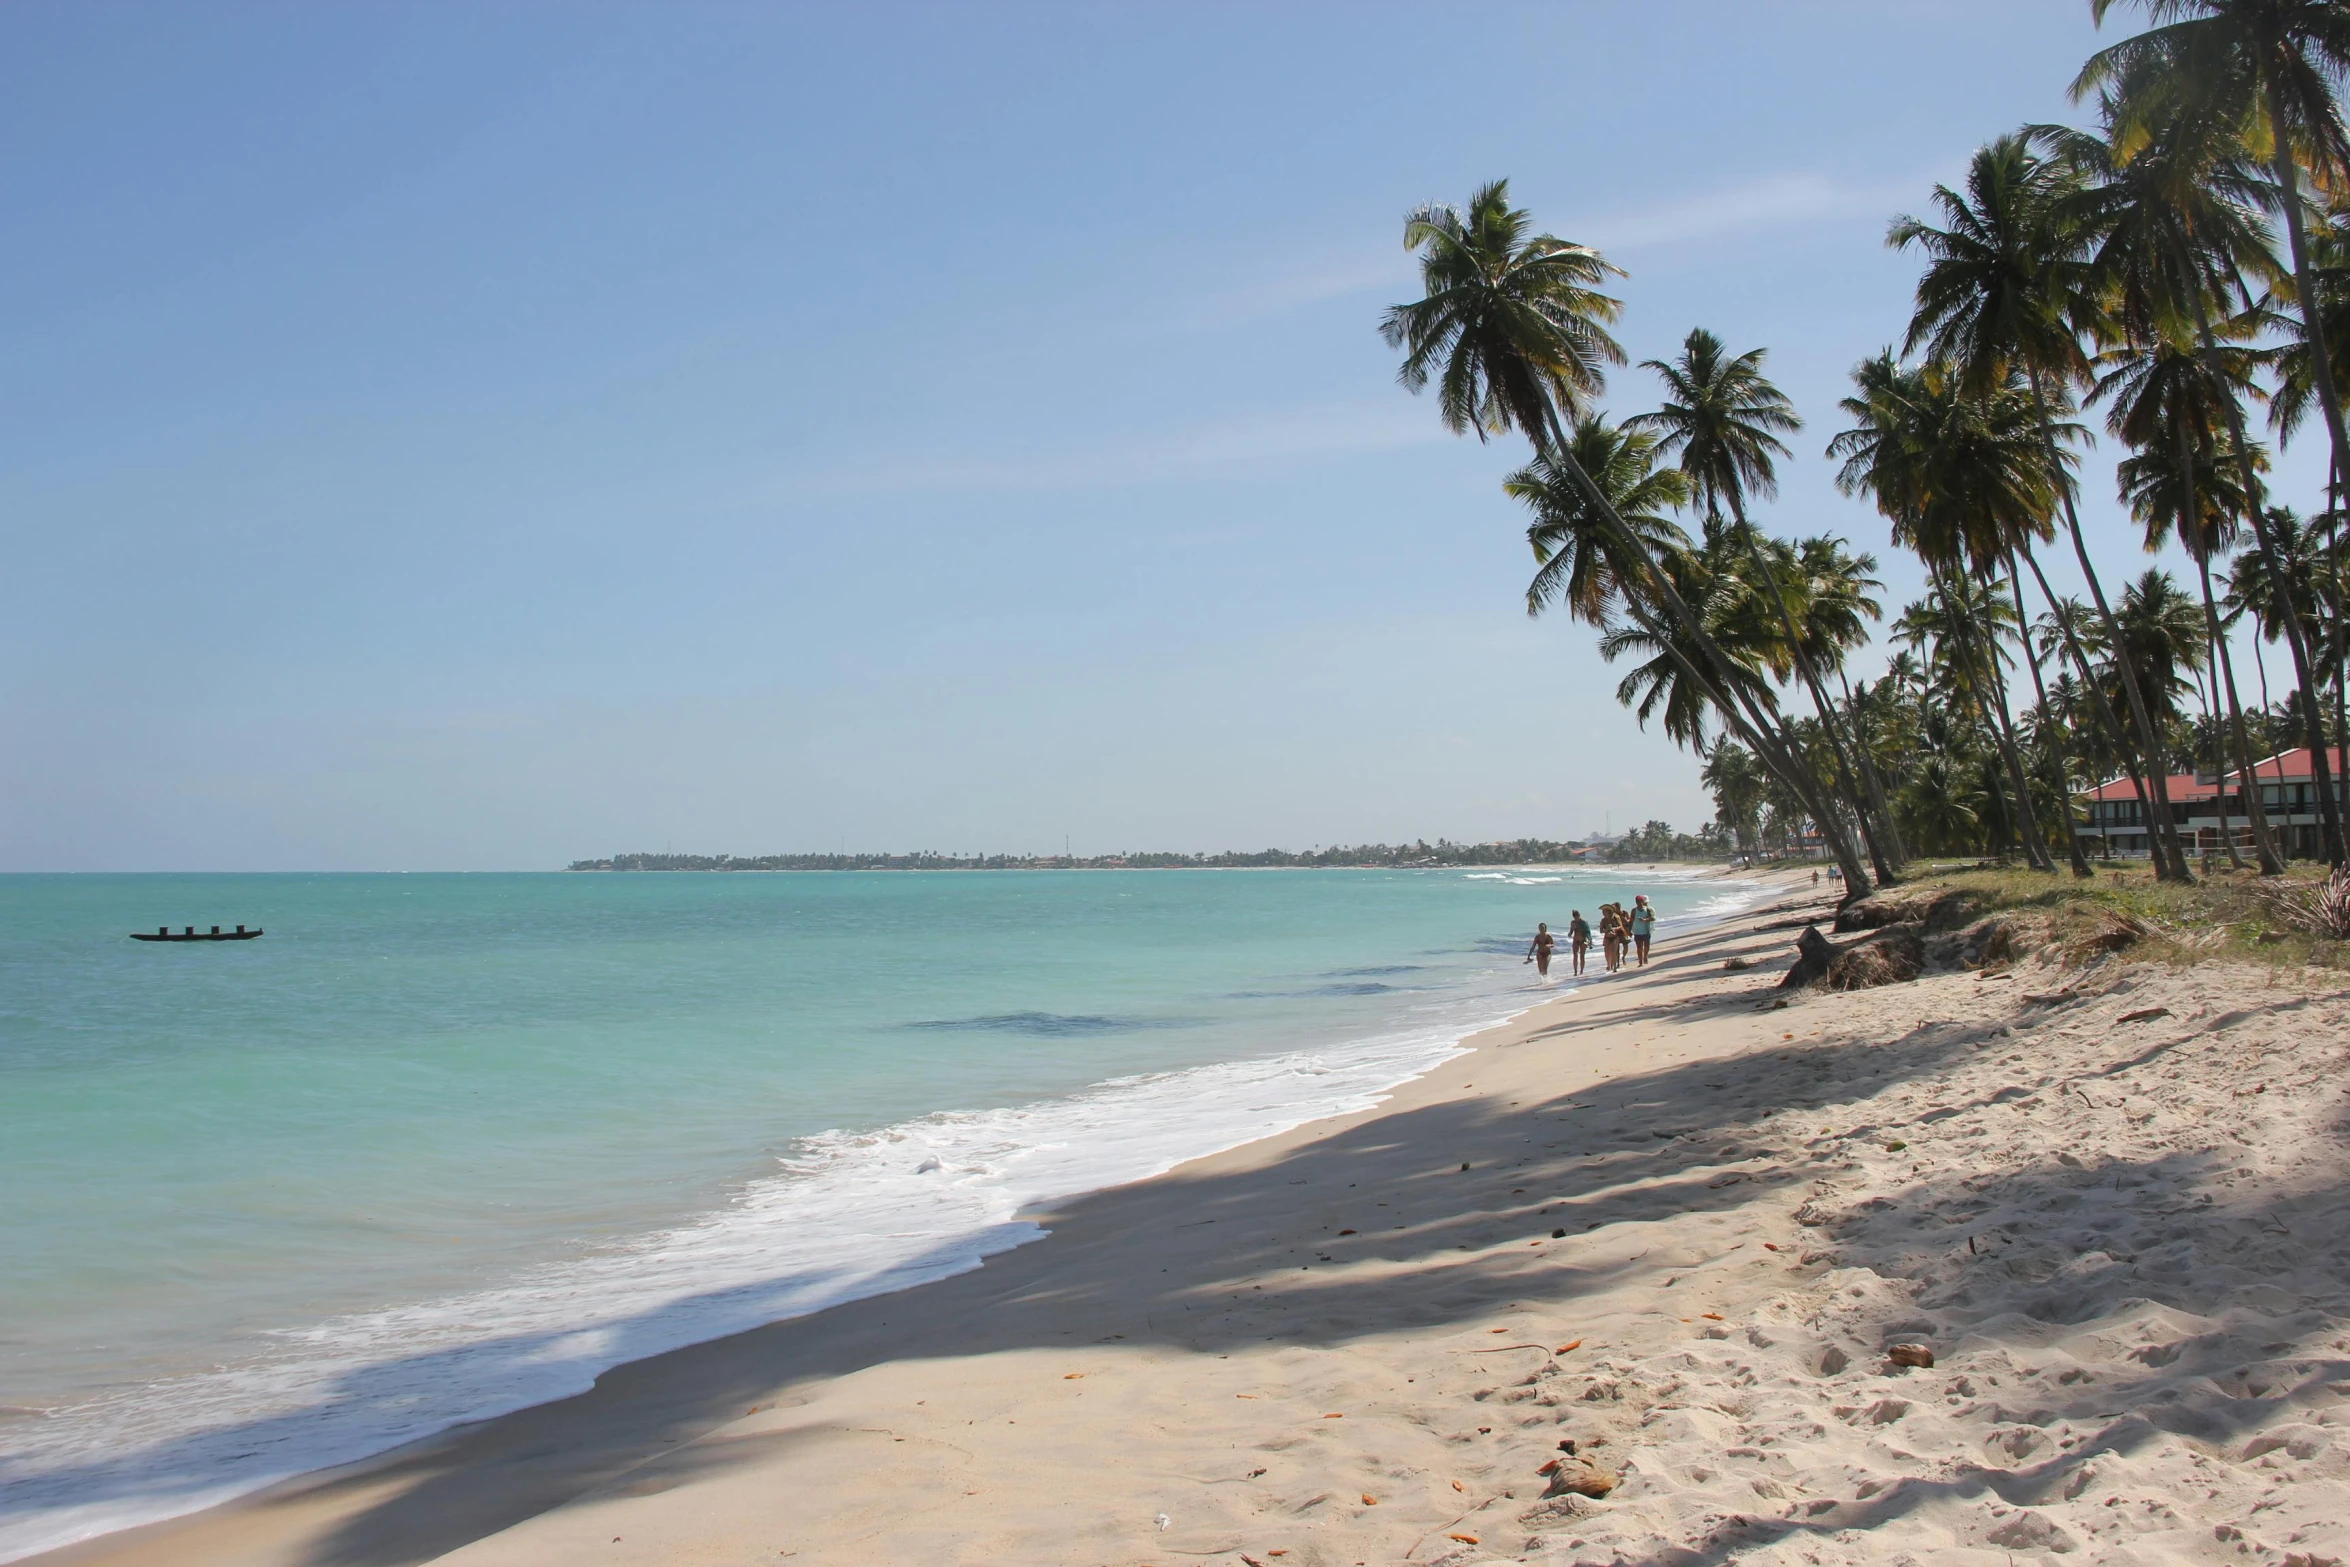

left=1, top=1, right=2325, bottom=871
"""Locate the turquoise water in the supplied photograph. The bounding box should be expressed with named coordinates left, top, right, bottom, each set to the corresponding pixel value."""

left=0, top=867, right=1759, bottom=1559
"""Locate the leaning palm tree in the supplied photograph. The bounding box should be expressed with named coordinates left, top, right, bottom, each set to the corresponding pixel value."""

left=2234, top=505, right=2350, bottom=771
left=1380, top=180, right=1874, bottom=891
left=2083, top=0, right=2350, bottom=518
left=2100, top=316, right=2288, bottom=868
left=1510, top=416, right=1691, bottom=624
left=1598, top=533, right=1786, bottom=754
left=2265, top=199, right=2350, bottom=681
left=1629, top=330, right=1904, bottom=879
left=2082, top=1, right=2350, bottom=861
left=2266, top=193, right=2350, bottom=465
left=1828, top=354, right=2063, bottom=870
left=1700, top=741, right=1767, bottom=853
left=2051, top=88, right=2348, bottom=867
left=2044, top=58, right=2340, bottom=865
left=1890, top=132, right=2193, bottom=878
left=1897, top=572, right=2041, bottom=860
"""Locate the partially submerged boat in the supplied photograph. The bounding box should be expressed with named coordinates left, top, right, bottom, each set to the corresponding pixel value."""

left=130, top=926, right=263, bottom=942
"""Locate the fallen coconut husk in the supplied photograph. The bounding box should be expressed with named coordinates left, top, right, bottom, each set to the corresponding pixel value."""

left=1541, top=1456, right=1619, bottom=1498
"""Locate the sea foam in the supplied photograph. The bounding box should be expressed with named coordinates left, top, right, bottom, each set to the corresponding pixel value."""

left=0, top=998, right=1519, bottom=1562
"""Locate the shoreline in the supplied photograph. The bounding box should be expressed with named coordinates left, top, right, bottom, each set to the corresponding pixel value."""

left=19, top=866, right=1817, bottom=1567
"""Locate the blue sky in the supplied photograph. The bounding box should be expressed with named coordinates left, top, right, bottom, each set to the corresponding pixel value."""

left=1, top=1, right=2316, bottom=870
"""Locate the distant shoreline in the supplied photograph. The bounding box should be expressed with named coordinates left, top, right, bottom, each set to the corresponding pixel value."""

left=563, top=861, right=1736, bottom=873
left=567, top=839, right=1736, bottom=874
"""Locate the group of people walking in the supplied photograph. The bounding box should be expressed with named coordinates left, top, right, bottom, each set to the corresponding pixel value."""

left=1523, top=894, right=1654, bottom=980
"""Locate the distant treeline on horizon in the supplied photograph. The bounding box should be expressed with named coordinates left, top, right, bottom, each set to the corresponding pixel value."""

left=570, top=825, right=1722, bottom=872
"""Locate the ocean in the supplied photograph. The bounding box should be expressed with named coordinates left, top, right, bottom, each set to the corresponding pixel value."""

left=0, top=866, right=1766, bottom=1560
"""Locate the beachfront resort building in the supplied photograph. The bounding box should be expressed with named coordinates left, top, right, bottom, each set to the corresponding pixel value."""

left=2081, top=746, right=2349, bottom=861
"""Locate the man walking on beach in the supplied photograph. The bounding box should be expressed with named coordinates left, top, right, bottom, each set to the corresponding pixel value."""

left=1630, top=895, right=1655, bottom=967
left=1524, top=922, right=1556, bottom=978
left=1567, top=909, right=1591, bottom=976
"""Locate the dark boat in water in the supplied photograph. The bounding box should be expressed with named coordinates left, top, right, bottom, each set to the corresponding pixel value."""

left=131, top=926, right=263, bottom=942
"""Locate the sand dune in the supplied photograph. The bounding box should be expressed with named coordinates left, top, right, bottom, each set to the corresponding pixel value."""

left=36, top=877, right=2350, bottom=1567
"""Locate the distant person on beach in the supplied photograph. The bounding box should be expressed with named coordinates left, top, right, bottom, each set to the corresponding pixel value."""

left=1600, top=904, right=1625, bottom=972
left=1523, top=921, right=1555, bottom=978
left=1630, top=895, right=1655, bottom=966
left=1568, top=910, right=1592, bottom=975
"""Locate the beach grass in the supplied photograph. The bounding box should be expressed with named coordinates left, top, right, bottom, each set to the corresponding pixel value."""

left=1874, top=860, right=2350, bottom=970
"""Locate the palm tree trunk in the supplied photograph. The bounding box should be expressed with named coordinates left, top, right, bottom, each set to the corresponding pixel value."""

left=2189, top=615, right=2241, bottom=871
left=1835, top=666, right=1913, bottom=867
left=2007, top=552, right=2092, bottom=878
left=2197, top=554, right=2282, bottom=873
left=1985, top=622, right=2056, bottom=873
left=1986, top=682, right=2040, bottom=863
left=2204, top=662, right=2245, bottom=871
left=2018, top=545, right=2161, bottom=868
left=1532, top=407, right=1876, bottom=895
left=1648, top=633, right=1859, bottom=877
left=1724, top=497, right=1902, bottom=882
left=2262, top=125, right=2349, bottom=865
left=2027, top=378, right=2194, bottom=880
left=2213, top=425, right=2344, bottom=863
left=1940, top=566, right=2050, bottom=872
left=2162, top=374, right=2284, bottom=873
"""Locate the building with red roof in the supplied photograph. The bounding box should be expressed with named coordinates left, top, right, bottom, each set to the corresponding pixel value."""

left=2081, top=747, right=2348, bottom=860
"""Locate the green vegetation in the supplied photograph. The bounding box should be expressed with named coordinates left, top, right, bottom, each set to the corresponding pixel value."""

left=1860, top=861, right=2350, bottom=969
left=1384, top=1, right=2350, bottom=889
left=569, top=830, right=1726, bottom=873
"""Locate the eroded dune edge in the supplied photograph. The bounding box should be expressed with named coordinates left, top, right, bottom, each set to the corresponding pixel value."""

left=40, top=876, right=2350, bottom=1567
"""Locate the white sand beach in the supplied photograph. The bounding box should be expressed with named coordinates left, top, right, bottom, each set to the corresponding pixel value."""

left=35, top=871, right=2350, bottom=1567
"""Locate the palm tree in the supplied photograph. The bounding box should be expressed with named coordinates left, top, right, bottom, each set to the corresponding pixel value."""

left=1896, top=572, right=2041, bottom=859
left=2232, top=505, right=2350, bottom=772
left=1380, top=180, right=1874, bottom=891
left=2099, top=314, right=2289, bottom=868
left=1900, top=746, right=1989, bottom=856
left=2081, top=1, right=2350, bottom=861
left=1629, top=330, right=1904, bottom=880
left=1889, top=132, right=2195, bottom=878
left=2047, top=61, right=2330, bottom=868
left=1510, top=416, right=1691, bottom=624
left=2083, top=0, right=2350, bottom=525
left=2265, top=199, right=2350, bottom=677
left=1597, top=535, right=1783, bottom=753
left=2265, top=195, right=2350, bottom=458
left=1828, top=354, right=2063, bottom=870
left=1700, top=741, right=1766, bottom=853
left=2035, top=595, right=2158, bottom=831
left=2115, top=568, right=2212, bottom=737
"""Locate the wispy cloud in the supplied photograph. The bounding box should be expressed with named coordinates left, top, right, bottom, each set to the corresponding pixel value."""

left=1579, top=170, right=1935, bottom=253
left=1149, top=252, right=1414, bottom=334
left=778, top=402, right=1447, bottom=498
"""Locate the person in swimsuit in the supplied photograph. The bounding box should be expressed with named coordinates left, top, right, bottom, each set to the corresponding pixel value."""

left=1567, top=910, right=1592, bottom=975
left=1599, top=904, right=1624, bottom=972
left=1630, top=894, right=1655, bottom=966
left=1524, top=921, right=1556, bottom=978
